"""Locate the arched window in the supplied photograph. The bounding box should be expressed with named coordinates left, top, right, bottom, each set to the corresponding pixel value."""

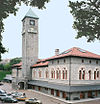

left=62, top=68, right=67, bottom=80
left=94, top=71, right=96, bottom=80
left=56, top=70, right=59, bottom=79
left=39, top=71, right=41, bottom=78
left=89, top=70, right=91, bottom=80
left=83, top=70, right=85, bottom=80
left=94, top=69, right=99, bottom=80
left=54, top=71, right=55, bottom=79
left=46, top=70, right=48, bottom=78
left=56, top=69, right=61, bottom=79
left=79, top=70, right=82, bottom=80
left=97, top=71, right=99, bottom=78
left=51, top=71, right=53, bottom=78
left=63, top=70, right=64, bottom=79
left=79, top=68, right=85, bottom=80
left=59, top=70, right=61, bottom=79
left=65, top=70, right=67, bottom=79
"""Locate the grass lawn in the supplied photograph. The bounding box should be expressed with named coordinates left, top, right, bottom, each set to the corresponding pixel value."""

left=0, top=70, right=11, bottom=81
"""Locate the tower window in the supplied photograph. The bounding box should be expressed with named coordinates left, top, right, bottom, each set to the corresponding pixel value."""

left=30, top=20, right=35, bottom=26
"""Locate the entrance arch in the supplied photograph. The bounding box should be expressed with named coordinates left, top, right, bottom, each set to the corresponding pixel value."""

left=18, top=82, right=24, bottom=89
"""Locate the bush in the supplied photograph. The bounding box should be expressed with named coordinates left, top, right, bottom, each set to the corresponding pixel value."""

left=0, top=70, right=11, bottom=81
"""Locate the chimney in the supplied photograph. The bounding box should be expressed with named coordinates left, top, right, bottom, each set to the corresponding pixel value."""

left=55, top=49, right=59, bottom=56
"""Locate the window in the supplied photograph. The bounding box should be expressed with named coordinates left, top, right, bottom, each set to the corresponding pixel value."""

left=51, top=69, right=55, bottom=79
left=95, top=91, right=98, bottom=97
left=79, top=69, right=85, bottom=80
left=57, top=60, right=59, bottom=64
left=80, top=92, right=85, bottom=99
left=89, top=60, right=91, bottom=64
left=94, top=71, right=96, bottom=80
left=51, top=89, right=54, bottom=95
left=65, top=70, right=67, bottom=79
left=56, top=69, right=61, bottom=79
left=54, top=71, right=55, bottom=79
left=78, top=49, right=86, bottom=53
left=83, top=71, right=85, bottom=80
left=59, top=70, right=61, bottom=79
left=79, top=70, right=82, bottom=80
left=32, top=86, right=35, bottom=90
left=38, top=86, right=41, bottom=91
left=97, top=71, right=99, bottom=78
left=39, top=71, right=41, bottom=78
left=82, top=60, right=84, bottom=63
left=64, top=59, right=66, bottom=63
left=56, top=70, right=59, bottom=79
left=89, top=70, right=91, bottom=80
left=88, top=91, right=92, bottom=98
left=30, top=20, right=35, bottom=26
left=46, top=70, right=48, bottom=78
left=51, top=71, right=53, bottom=78
left=56, top=90, right=60, bottom=97
left=96, top=61, right=98, bottom=64
left=45, top=88, right=48, bottom=91
left=63, top=70, right=64, bottom=79
left=62, top=92, right=67, bottom=98
left=62, top=68, right=67, bottom=80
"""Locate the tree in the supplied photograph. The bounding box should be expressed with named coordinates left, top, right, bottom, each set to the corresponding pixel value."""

left=0, top=57, right=21, bottom=71
left=0, top=64, right=4, bottom=70
left=4, top=63, right=11, bottom=71
left=69, top=0, right=100, bottom=42
left=10, top=57, right=21, bottom=65
left=0, top=0, right=50, bottom=61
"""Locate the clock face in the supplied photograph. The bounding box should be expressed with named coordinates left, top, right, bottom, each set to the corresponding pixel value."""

left=30, top=20, right=35, bottom=26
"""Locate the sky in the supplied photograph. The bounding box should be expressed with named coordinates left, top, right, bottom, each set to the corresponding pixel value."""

left=2, top=0, right=100, bottom=60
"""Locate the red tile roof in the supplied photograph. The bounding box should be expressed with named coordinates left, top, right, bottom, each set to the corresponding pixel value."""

left=31, top=61, right=49, bottom=68
left=38, top=47, right=100, bottom=61
left=12, top=62, right=22, bottom=67
left=12, top=47, right=100, bottom=68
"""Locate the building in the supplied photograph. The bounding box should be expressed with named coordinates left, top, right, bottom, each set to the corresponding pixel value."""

left=12, top=9, right=100, bottom=101
left=0, top=59, right=11, bottom=65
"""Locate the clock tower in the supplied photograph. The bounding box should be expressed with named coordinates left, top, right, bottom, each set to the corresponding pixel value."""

left=22, top=9, right=39, bottom=81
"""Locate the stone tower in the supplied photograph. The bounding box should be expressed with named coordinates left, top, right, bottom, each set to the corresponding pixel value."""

left=22, top=9, right=39, bottom=81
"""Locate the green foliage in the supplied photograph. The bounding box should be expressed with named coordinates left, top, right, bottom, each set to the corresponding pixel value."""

left=0, top=57, right=21, bottom=71
left=0, top=70, right=11, bottom=81
left=0, top=42, right=7, bottom=61
left=10, top=57, right=21, bottom=65
left=0, top=64, right=4, bottom=70
left=0, top=0, right=50, bottom=61
left=69, top=0, right=100, bottom=42
left=4, top=63, right=11, bottom=71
